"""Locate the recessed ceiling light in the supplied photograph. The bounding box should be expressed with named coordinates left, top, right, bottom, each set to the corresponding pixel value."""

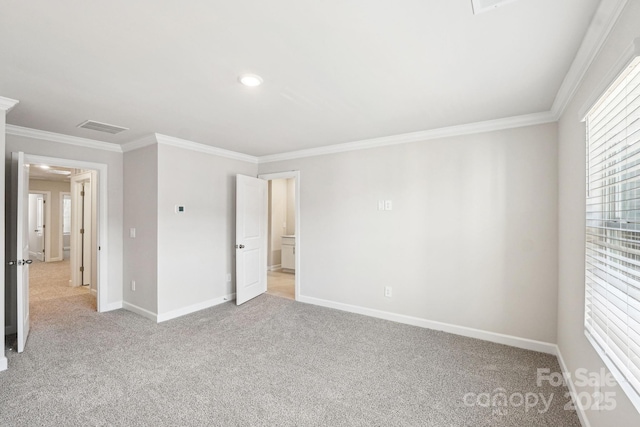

left=39, top=165, right=50, bottom=170
left=239, top=74, right=263, bottom=87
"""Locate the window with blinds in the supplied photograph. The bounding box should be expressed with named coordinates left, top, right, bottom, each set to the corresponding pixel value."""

left=585, top=55, right=640, bottom=408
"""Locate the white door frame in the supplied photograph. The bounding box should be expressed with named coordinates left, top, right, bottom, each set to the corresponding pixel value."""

left=28, top=190, right=51, bottom=262
left=258, top=171, right=301, bottom=300
left=23, top=154, right=109, bottom=312
left=59, top=191, right=71, bottom=261
left=70, top=171, right=95, bottom=288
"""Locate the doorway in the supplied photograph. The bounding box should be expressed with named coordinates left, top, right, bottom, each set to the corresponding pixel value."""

left=5, top=153, right=108, bottom=352
left=27, top=191, right=50, bottom=262
left=26, top=165, right=97, bottom=303
left=259, top=172, right=300, bottom=301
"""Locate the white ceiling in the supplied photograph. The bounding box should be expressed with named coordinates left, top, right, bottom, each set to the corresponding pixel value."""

left=28, top=165, right=75, bottom=182
left=0, top=0, right=600, bottom=156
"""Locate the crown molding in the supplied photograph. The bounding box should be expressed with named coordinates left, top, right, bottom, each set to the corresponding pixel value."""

left=578, top=37, right=640, bottom=120
left=0, top=96, right=19, bottom=112
left=121, top=134, right=157, bottom=152
left=551, top=0, right=629, bottom=119
left=154, top=133, right=259, bottom=164
left=258, top=110, right=556, bottom=163
left=6, top=124, right=123, bottom=152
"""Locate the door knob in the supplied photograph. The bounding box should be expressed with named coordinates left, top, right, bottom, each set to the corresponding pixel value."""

left=24, top=259, right=33, bottom=265
left=236, top=244, right=245, bottom=249
left=8, top=261, right=16, bottom=266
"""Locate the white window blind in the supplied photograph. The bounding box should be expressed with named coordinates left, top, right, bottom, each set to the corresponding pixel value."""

left=585, top=55, right=640, bottom=407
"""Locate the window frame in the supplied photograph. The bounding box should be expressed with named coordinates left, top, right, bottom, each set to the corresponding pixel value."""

left=583, top=41, right=640, bottom=414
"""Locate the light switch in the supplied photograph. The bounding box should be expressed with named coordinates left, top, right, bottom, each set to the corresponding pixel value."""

left=129, top=228, right=136, bottom=238
left=378, top=200, right=385, bottom=211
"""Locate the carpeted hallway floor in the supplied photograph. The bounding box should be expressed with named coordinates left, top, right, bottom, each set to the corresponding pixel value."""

left=1, top=266, right=580, bottom=426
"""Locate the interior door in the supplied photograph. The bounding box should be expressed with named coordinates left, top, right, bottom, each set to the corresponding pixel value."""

left=12, top=152, right=31, bottom=353
left=236, top=174, right=267, bottom=305
left=28, top=194, right=45, bottom=261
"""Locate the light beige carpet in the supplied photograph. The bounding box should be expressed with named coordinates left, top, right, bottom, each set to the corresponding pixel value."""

left=29, top=258, right=94, bottom=308
left=2, top=269, right=581, bottom=426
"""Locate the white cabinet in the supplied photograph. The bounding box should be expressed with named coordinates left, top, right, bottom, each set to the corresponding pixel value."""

left=281, top=235, right=295, bottom=271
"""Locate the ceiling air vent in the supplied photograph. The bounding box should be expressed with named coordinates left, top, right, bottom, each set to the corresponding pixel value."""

left=471, top=0, right=520, bottom=14
left=77, top=120, right=129, bottom=134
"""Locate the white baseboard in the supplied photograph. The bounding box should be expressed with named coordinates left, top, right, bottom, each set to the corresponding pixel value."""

left=46, top=256, right=63, bottom=262
left=555, top=345, right=591, bottom=427
left=103, top=301, right=123, bottom=312
left=268, top=264, right=282, bottom=271
left=298, top=295, right=557, bottom=355
left=157, top=293, right=236, bottom=323
left=90, top=288, right=97, bottom=296
left=0, top=356, right=7, bottom=372
left=122, top=302, right=157, bottom=321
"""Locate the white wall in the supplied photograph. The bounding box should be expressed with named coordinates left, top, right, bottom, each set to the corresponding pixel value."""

left=5, top=134, right=124, bottom=308
left=29, top=179, right=70, bottom=260
left=259, top=123, right=559, bottom=344
left=156, top=143, right=257, bottom=317
left=557, top=1, right=640, bottom=425
left=123, top=144, right=158, bottom=315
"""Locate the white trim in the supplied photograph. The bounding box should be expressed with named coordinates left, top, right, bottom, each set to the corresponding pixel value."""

left=156, top=293, right=236, bottom=323
left=578, top=38, right=640, bottom=120
left=556, top=345, right=591, bottom=427
left=0, top=97, right=19, bottom=112
left=23, top=154, right=109, bottom=312
left=258, top=111, right=556, bottom=163
left=551, top=0, right=630, bottom=119
left=47, top=256, right=63, bottom=262
left=122, top=302, right=156, bottom=321
left=6, top=125, right=122, bottom=153
left=298, top=295, right=557, bottom=354
left=121, top=134, right=157, bottom=153
left=155, top=134, right=259, bottom=164
left=259, top=171, right=301, bottom=302
left=59, top=191, right=71, bottom=262
left=268, top=264, right=282, bottom=271
left=584, top=329, right=640, bottom=414
left=105, top=301, right=123, bottom=311
left=0, top=356, right=7, bottom=372
left=28, top=190, right=51, bottom=262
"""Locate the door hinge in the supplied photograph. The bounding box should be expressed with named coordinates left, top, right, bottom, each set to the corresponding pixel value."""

left=80, top=191, right=85, bottom=196
left=80, top=266, right=84, bottom=272
left=80, top=229, right=84, bottom=234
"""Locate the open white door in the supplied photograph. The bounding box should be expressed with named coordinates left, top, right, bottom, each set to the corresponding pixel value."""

left=12, top=152, right=31, bottom=353
left=235, top=174, right=267, bottom=305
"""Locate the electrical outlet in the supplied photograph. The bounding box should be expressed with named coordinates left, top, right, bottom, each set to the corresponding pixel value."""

left=385, top=286, right=392, bottom=297
left=226, top=273, right=231, bottom=283
left=131, top=280, right=136, bottom=291
left=384, top=200, right=393, bottom=210
left=129, top=228, right=136, bottom=238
